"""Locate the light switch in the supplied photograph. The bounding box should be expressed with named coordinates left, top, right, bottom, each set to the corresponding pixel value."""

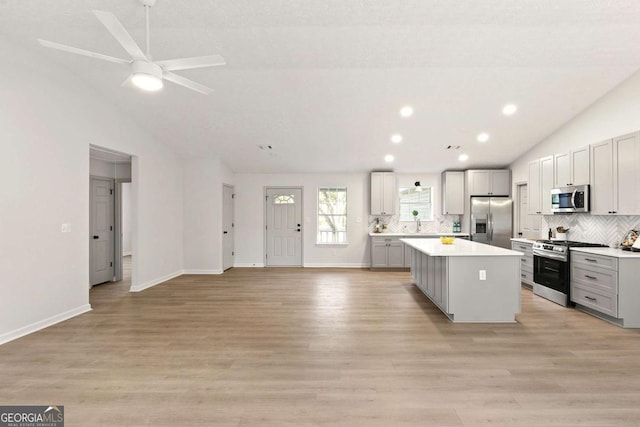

left=61, top=223, right=71, bottom=233
left=479, top=270, right=486, bottom=281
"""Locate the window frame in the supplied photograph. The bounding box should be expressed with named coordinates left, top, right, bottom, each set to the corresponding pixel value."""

left=316, top=187, right=348, bottom=245
left=398, top=186, right=434, bottom=222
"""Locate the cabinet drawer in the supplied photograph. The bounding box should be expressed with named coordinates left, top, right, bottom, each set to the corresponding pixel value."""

left=571, top=265, right=618, bottom=293
left=520, top=255, right=533, bottom=270
left=511, top=243, right=533, bottom=254
left=371, top=236, right=399, bottom=244
left=571, top=252, right=617, bottom=270
left=571, top=285, right=618, bottom=317
left=520, top=269, right=534, bottom=284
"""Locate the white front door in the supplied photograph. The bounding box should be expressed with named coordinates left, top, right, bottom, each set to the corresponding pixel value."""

left=223, top=184, right=235, bottom=271
left=90, top=177, right=115, bottom=285
left=265, top=187, right=302, bottom=266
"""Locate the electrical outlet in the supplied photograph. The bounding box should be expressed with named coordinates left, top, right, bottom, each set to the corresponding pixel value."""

left=479, top=270, right=486, bottom=281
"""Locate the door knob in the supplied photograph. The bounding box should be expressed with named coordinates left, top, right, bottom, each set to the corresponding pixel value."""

left=223, top=231, right=228, bottom=234
left=93, top=235, right=99, bottom=239
left=297, top=228, right=301, bottom=232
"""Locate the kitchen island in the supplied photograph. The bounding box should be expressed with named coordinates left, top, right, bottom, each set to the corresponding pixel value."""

left=401, top=238, right=523, bottom=323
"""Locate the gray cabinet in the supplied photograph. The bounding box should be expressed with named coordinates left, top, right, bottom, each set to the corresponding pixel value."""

left=571, top=251, right=640, bottom=328
left=370, top=236, right=404, bottom=268
left=442, top=171, right=465, bottom=214
left=370, top=172, right=396, bottom=215
left=590, top=132, right=640, bottom=215
left=511, top=240, right=534, bottom=288
left=527, top=156, right=553, bottom=215
left=467, top=170, right=510, bottom=196
left=554, top=146, right=590, bottom=187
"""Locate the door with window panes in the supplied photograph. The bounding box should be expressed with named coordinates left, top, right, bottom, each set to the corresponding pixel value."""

left=265, top=188, right=303, bottom=266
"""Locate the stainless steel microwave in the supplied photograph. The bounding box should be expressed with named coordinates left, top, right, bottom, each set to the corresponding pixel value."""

left=551, top=184, right=589, bottom=213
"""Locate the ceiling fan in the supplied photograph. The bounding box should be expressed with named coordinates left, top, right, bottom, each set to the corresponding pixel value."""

left=37, top=0, right=225, bottom=95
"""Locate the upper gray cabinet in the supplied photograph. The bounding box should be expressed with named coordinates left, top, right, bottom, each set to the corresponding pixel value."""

left=554, top=146, right=590, bottom=187
left=442, top=171, right=465, bottom=214
left=467, top=169, right=511, bottom=196
left=528, top=156, right=553, bottom=215
left=590, top=132, right=640, bottom=215
left=371, top=172, right=396, bottom=215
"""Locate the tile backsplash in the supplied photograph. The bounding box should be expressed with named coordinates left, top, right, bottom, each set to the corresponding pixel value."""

left=543, top=214, right=640, bottom=247
left=369, top=214, right=461, bottom=234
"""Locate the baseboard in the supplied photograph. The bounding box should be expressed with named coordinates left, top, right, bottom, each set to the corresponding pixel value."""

left=130, top=270, right=183, bottom=292
left=303, top=263, right=369, bottom=268
left=182, top=269, right=223, bottom=275
left=0, top=304, right=92, bottom=346
left=234, top=263, right=265, bottom=268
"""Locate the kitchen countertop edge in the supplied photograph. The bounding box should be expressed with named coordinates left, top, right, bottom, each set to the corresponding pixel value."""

left=570, top=247, right=640, bottom=258
left=370, top=232, right=470, bottom=237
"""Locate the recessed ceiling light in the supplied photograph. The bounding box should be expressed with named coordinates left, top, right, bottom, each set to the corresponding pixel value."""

left=391, top=134, right=403, bottom=144
left=384, top=154, right=394, bottom=163
left=477, top=133, right=490, bottom=143
left=502, top=104, right=518, bottom=116
left=458, top=153, right=469, bottom=162
left=400, top=106, right=414, bottom=117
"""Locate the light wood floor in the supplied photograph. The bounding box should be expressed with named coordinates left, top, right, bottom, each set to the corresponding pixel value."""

left=2, top=264, right=640, bottom=426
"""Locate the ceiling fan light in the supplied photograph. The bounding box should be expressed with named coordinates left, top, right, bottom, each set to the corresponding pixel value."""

left=132, top=73, right=163, bottom=91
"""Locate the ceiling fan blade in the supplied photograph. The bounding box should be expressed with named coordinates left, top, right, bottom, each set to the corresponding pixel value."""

left=93, top=10, right=147, bottom=60
left=163, top=72, right=213, bottom=95
left=38, top=39, right=130, bottom=64
left=156, top=55, right=226, bottom=71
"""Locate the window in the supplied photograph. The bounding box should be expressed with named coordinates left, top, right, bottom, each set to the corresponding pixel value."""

left=399, top=187, right=433, bottom=221
left=317, top=188, right=347, bottom=244
left=273, top=194, right=295, bottom=204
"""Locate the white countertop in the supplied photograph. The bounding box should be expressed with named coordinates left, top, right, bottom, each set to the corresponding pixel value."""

left=370, top=232, right=470, bottom=237
left=401, top=237, right=523, bottom=257
left=570, top=246, right=640, bottom=258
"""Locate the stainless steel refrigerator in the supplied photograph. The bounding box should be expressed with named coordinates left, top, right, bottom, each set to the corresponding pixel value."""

left=470, top=197, right=513, bottom=249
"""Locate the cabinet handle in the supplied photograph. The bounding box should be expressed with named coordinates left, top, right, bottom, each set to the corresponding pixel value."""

left=521, top=273, right=526, bottom=278
left=584, top=296, right=597, bottom=302
left=584, top=275, right=597, bottom=280
left=584, top=258, right=597, bottom=262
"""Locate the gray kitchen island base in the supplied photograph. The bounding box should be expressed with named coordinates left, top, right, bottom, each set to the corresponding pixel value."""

left=404, top=239, right=523, bottom=323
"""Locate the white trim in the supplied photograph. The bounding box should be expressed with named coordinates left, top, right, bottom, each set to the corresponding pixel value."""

left=182, top=269, right=223, bottom=275
left=130, top=270, right=183, bottom=292
left=0, top=304, right=92, bottom=346
left=234, top=263, right=265, bottom=268
left=303, top=263, right=369, bottom=268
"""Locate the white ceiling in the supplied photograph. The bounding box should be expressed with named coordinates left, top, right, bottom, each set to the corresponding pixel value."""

left=3, top=0, right=640, bottom=173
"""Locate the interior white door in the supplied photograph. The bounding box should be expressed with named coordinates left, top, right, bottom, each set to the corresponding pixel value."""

left=90, top=177, right=115, bottom=286
left=222, top=184, right=235, bottom=271
left=265, top=188, right=302, bottom=266
left=518, top=184, right=529, bottom=236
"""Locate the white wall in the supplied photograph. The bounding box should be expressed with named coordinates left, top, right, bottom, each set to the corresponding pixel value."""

left=183, top=156, right=234, bottom=273
left=234, top=173, right=371, bottom=267
left=0, top=39, right=184, bottom=344
left=509, top=68, right=640, bottom=242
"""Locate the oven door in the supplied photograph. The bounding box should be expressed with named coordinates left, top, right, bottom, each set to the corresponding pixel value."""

left=533, top=254, right=569, bottom=295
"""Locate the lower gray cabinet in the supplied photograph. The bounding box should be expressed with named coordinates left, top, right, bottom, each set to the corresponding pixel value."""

left=371, top=236, right=404, bottom=268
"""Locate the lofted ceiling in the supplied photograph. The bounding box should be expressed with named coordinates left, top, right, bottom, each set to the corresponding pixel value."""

left=2, top=1, right=640, bottom=173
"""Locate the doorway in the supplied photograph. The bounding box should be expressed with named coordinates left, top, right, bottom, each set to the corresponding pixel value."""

left=222, top=184, right=235, bottom=271
left=265, top=187, right=303, bottom=267
left=516, top=182, right=540, bottom=238
left=89, top=145, right=134, bottom=289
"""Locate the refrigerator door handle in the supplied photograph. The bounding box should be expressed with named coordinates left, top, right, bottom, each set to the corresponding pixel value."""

left=487, top=212, right=493, bottom=244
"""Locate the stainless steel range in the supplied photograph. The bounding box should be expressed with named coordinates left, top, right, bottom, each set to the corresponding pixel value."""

left=532, top=240, right=608, bottom=306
